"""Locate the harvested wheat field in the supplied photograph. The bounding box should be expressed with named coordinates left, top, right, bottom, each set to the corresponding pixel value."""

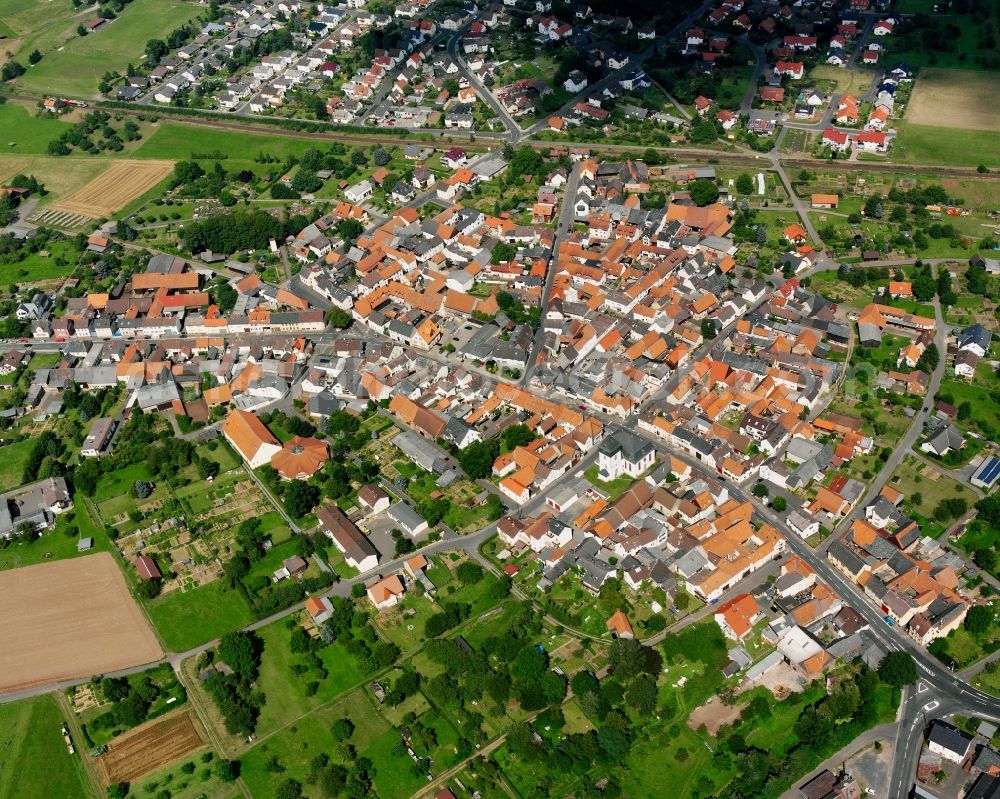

left=97, top=710, right=206, bottom=786
left=0, top=552, right=163, bottom=694
left=906, top=69, right=1000, bottom=131
left=51, top=159, right=173, bottom=217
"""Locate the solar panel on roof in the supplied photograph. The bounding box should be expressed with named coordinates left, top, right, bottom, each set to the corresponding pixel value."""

left=975, top=456, right=1000, bottom=485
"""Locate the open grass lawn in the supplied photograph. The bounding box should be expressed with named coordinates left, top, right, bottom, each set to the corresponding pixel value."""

left=126, top=753, right=241, bottom=799
left=0, top=241, right=81, bottom=283
left=937, top=378, right=1000, bottom=438
left=809, top=64, right=876, bottom=95
left=144, top=579, right=254, bottom=651
left=930, top=625, right=1000, bottom=669
left=16, top=0, right=202, bottom=97
left=253, top=620, right=365, bottom=737
left=885, top=455, right=978, bottom=536
left=136, top=121, right=320, bottom=163
left=583, top=463, right=643, bottom=501
left=459, top=599, right=523, bottom=650
left=438, top=570, right=504, bottom=617
left=0, top=499, right=113, bottom=571
left=0, top=103, right=73, bottom=154
left=93, top=462, right=157, bottom=503
left=892, top=122, right=1000, bottom=168
left=0, top=695, right=95, bottom=799
left=810, top=270, right=873, bottom=308
left=0, top=154, right=109, bottom=214
left=974, top=663, right=1000, bottom=698
left=363, top=726, right=430, bottom=799
left=241, top=688, right=391, bottom=799
left=0, top=437, right=36, bottom=493
left=373, top=594, right=439, bottom=653
left=27, top=351, right=63, bottom=369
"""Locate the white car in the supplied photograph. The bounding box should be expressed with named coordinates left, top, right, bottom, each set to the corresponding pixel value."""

left=866, top=789, right=876, bottom=796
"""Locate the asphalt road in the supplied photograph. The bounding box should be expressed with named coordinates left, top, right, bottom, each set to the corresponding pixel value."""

left=521, top=161, right=580, bottom=384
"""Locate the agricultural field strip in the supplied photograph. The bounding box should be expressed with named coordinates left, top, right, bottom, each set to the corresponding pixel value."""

left=96, top=711, right=205, bottom=786
left=52, top=160, right=174, bottom=218
left=0, top=553, right=162, bottom=693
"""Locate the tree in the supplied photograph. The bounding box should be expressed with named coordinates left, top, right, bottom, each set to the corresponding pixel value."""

left=276, top=778, right=303, bottom=799
left=626, top=674, right=658, bottom=715
left=331, top=717, right=355, bottom=741
left=457, top=440, right=499, bottom=479
left=688, top=179, right=720, bottom=207
left=28, top=50, right=42, bottom=65
left=284, top=481, right=319, bottom=519
left=215, top=760, right=240, bottom=782
left=752, top=483, right=768, bottom=498
left=877, top=651, right=917, bottom=687
left=326, top=307, right=352, bottom=329
left=1, top=61, right=26, bottom=81
left=965, top=605, right=994, bottom=637
left=772, top=496, right=787, bottom=512
left=197, top=458, right=220, bottom=480
left=973, top=547, right=996, bottom=572
left=372, top=147, right=390, bottom=166
left=218, top=631, right=263, bottom=682
left=491, top=241, right=517, bottom=264
left=608, top=639, right=661, bottom=680
left=915, top=342, right=939, bottom=373
left=571, top=670, right=599, bottom=696
left=735, top=173, right=754, bottom=195
left=455, top=561, right=484, bottom=585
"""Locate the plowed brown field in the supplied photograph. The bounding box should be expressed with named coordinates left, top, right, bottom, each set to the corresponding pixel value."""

left=0, top=552, right=163, bottom=694
left=96, top=711, right=206, bottom=786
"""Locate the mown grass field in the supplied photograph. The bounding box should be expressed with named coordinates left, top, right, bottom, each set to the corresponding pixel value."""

left=906, top=69, right=1000, bottom=131
left=240, top=689, right=392, bottom=799
left=0, top=102, right=74, bottom=153
left=0, top=695, right=95, bottom=799
left=144, top=579, right=254, bottom=652
left=15, top=0, right=202, bottom=97
left=892, top=122, right=1000, bottom=168
left=253, top=620, right=366, bottom=737
left=0, top=241, right=82, bottom=283
left=135, top=121, right=321, bottom=164
left=0, top=437, right=34, bottom=493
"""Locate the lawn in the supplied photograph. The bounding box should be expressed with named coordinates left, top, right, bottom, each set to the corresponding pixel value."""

left=930, top=625, right=1000, bottom=669
left=0, top=695, right=95, bottom=799
left=974, top=662, right=1000, bottom=698
left=364, top=727, right=430, bottom=799
left=136, top=121, right=320, bottom=163
left=891, top=122, right=1000, bottom=168
left=0, top=499, right=113, bottom=572
left=16, top=0, right=203, bottom=97
left=0, top=437, right=36, bottom=492
left=0, top=241, right=81, bottom=283
left=126, top=752, right=241, bottom=799
left=936, top=378, right=1000, bottom=439
left=885, top=455, right=978, bottom=537
left=253, top=619, right=365, bottom=737
left=240, top=689, right=391, bottom=799
left=144, top=579, right=254, bottom=651
left=583, top=463, right=645, bottom=501
left=809, top=64, right=875, bottom=96
left=0, top=103, right=74, bottom=154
